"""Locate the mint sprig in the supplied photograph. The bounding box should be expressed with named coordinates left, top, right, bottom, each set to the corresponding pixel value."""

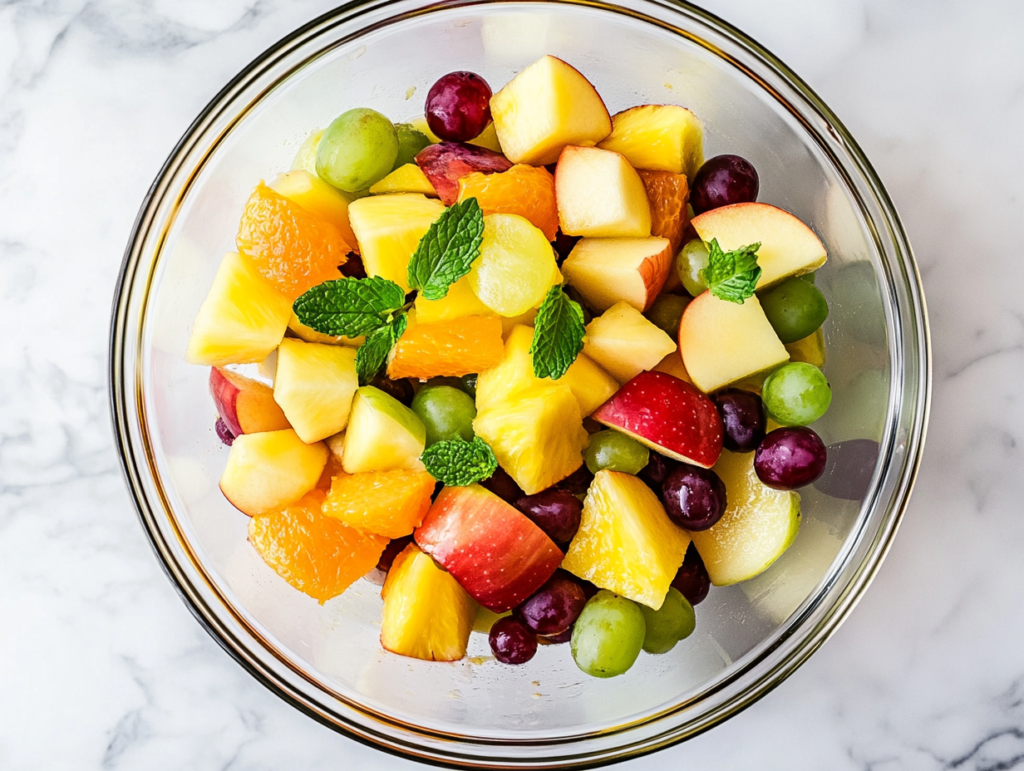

left=407, top=197, right=484, bottom=301
left=700, top=239, right=762, bottom=304
left=293, top=276, right=406, bottom=337
left=421, top=437, right=498, bottom=487
left=530, top=285, right=586, bottom=380
left=356, top=313, right=407, bottom=385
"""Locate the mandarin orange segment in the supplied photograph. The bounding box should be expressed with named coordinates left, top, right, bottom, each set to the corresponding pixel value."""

left=457, top=164, right=559, bottom=241
left=248, top=489, right=387, bottom=604
left=639, top=169, right=690, bottom=255
left=237, top=182, right=352, bottom=300
left=316, top=453, right=347, bottom=491
left=387, top=315, right=504, bottom=380
left=322, top=469, right=436, bottom=538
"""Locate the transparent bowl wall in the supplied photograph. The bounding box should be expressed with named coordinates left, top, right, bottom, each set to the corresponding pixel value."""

left=110, top=0, right=929, bottom=766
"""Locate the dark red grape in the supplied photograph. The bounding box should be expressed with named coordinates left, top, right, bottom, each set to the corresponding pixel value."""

left=638, top=452, right=680, bottom=489
left=481, top=466, right=525, bottom=503
left=553, top=230, right=581, bottom=262
left=661, top=466, right=727, bottom=531
left=369, top=373, right=414, bottom=406
left=489, top=617, right=537, bottom=665
left=712, top=388, right=766, bottom=453
left=579, top=579, right=600, bottom=601
left=671, top=544, right=710, bottom=605
left=515, top=489, right=582, bottom=544
left=376, top=535, right=414, bottom=573
left=425, top=71, right=492, bottom=142
left=690, top=155, right=759, bottom=214
left=215, top=417, right=236, bottom=446
left=754, top=427, right=827, bottom=490
left=556, top=464, right=594, bottom=497
left=814, top=439, right=879, bottom=501
left=340, top=252, right=366, bottom=279
left=514, top=571, right=587, bottom=636
left=540, top=628, right=573, bottom=644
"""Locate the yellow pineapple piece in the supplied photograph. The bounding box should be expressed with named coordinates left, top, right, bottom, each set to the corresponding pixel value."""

left=269, top=170, right=358, bottom=249
left=273, top=338, right=358, bottom=444
left=500, top=307, right=539, bottom=338
left=558, top=352, right=620, bottom=416
left=369, top=164, right=438, bottom=196
left=287, top=312, right=363, bottom=347
left=562, top=470, right=691, bottom=609
left=381, top=544, right=476, bottom=661
left=468, top=122, right=502, bottom=153
left=347, top=194, right=445, bottom=291
left=413, top=275, right=492, bottom=324
left=186, top=251, right=292, bottom=366
left=473, top=381, right=588, bottom=495
left=409, top=116, right=441, bottom=144
left=597, top=105, right=705, bottom=180
left=583, top=302, right=677, bottom=383
left=653, top=351, right=692, bottom=382
left=785, top=328, right=827, bottom=368
left=290, top=130, right=324, bottom=175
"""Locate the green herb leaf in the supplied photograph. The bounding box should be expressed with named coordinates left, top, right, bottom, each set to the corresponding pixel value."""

left=293, top=276, right=406, bottom=337
left=700, top=239, right=762, bottom=304
left=407, top=197, right=484, bottom=301
left=421, top=437, right=498, bottom=487
left=530, top=285, right=586, bottom=380
left=355, top=313, right=407, bottom=386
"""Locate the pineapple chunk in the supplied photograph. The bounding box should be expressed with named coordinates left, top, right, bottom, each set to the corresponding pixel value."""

left=291, top=130, right=324, bottom=175
left=562, top=470, right=691, bottom=609
left=653, top=351, right=692, bottom=382
left=269, top=170, right=358, bottom=249
left=559, top=353, right=620, bottom=416
left=185, top=251, right=292, bottom=367
left=347, top=194, right=445, bottom=291
left=468, top=122, right=503, bottom=153
left=273, top=338, right=358, bottom=444
left=414, top=274, right=492, bottom=324
left=342, top=386, right=426, bottom=473
left=287, top=312, right=363, bottom=347
left=369, top=164, right=438, bottom=196
left=597, top=105, right=705, bottom=180
left=381, top=544, right=476, bottom=661
left=500, top=307, right=538, bottom=338
left=785, top=328, right=827, bottom=368
left=583, top=302, right=677, bottom=383
left=408, top=116, right=441, bottom=144
left=473, top=381, right=588, bottom=495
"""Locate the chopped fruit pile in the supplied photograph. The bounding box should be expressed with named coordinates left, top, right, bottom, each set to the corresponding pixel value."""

left=187, top=56, right=844, bottom=679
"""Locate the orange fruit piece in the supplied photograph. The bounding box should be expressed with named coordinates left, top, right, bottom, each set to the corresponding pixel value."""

left=315, top=452, right=346, bottom=491
left=248, top=489, right=386, bottom=603
left=457, top=164, right=559, bottom=241
left=639, top=169, right=690, bottom=255
left=322, top=469, right=436, bottom=538
left=387, top=315, right=504, bottom=380
left=237, top=182, right=352, bottom=300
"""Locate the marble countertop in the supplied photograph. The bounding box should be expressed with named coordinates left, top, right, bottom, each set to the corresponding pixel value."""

left=2, top=0, right=1022, bottom=768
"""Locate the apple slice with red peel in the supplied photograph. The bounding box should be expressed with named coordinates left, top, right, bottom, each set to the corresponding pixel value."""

left=414, top=484, right=563, bottom=612
left=415, top=142, right=513, bottom=205
left=592, top=371, right=723, bottom=468
left=209, top=367, right=290, bottom=437
left=561, top=236, right=672, bottom=313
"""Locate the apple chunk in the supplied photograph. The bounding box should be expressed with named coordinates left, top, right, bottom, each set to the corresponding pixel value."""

left=583, top=301, right=677, bottom=384
left=555, top=146, right=651, bottom=238
left=220, top=429, right=328, bottom=516
left=209, top=367, right=290, bottom=437
left=490, top=55, right=612, bottom=166
left=690, top=202, right=827, bottom=288
left=597, top=104, right=705, bottom=180
left=414, top=142, right=512, bottom=206
left=678, top=292, right=790, bottom=394
left=562, top=237, right=672, bottom=313
left=414, top=484, right=563, bottom=611
left=593, top=371, right=723, bottom=468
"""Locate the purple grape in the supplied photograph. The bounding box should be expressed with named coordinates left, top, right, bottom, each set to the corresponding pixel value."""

left=540, top=628, right=573, bottom=644
left=671, top=544, right=711, bottom=605
left=376, top=535, right=413, bottom=573
left=514, top=571, right=587, bottom=636
left=215, top=417, right=235, bottom=446
left=690, top=155, right=759, bottom=214
left=514, top=489, right=582, bottom=545
left=489, top=617, right=537, bottom=665
left=661, top=466, right=727, bottom=531
left=754, top=427, right=827, bottom=490
left=556, top=464, right=594, bottom=497
left=553, top=230, right=581, bottom=262
left=814, top=439, right=879, bottom=501
left=369, top=374, right=414, bottom=406
left=340, top=252, right=366, bottom=279
left=425, top=71, right=493, bottom=142
left=638, top=452, right=680, bottom=489
left=712, top=388, right=766, bottom=453
left=480, top=466, right=525, bottom=503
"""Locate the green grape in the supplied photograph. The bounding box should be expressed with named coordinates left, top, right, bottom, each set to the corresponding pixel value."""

left=316, top=108, right=398, bottom=192
left=644, top=294, right=689, bottom=337
left=762, top=362, right=832, bottom=426
left=393, top=123, right=432, bottom=169
left=585, top=430, right=650, bottom=475
left=639, top=588, right=695, bottom=654
left=411, top=385, right=477, bottom=445
left=460, top=373, right=478, bottom=398
left=799, top=271, right=817, bottom=284
left=759, top=277, right=829, bottom=344
left=676, top=239, right=710, bottom=296
left=570, top=591, right=646, bottom=678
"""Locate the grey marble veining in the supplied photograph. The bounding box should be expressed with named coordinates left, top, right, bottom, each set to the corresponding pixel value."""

left=1, top=0, right=1022, bottom=768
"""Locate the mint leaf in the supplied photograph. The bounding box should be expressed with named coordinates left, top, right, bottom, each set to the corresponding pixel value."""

left=700, top=239, right=762, bottom=304
left=421, top=437, right=498, bottom=487
left=407, top=197, right=484, bottom=301
left=293, top=276, right=405, bottom=337
left=355, top=313, right=407, bottom=386
left=530, top=285, right=586, bottom=380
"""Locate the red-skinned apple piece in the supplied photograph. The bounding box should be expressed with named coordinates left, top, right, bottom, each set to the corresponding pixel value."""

left=414, top=484, right=563, bottom=612
left=592, top=371, right=723, bottom=468
left=209, top=367, right=290, bottom=437
left=415, top=142, right=513, bottom=206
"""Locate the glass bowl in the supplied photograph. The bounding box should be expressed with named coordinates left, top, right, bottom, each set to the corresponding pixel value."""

left=109, top=0, right=930, bottom=766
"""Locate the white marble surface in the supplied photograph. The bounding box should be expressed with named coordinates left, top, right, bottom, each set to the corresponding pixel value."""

left=1, top=0, right=1022, bottom=768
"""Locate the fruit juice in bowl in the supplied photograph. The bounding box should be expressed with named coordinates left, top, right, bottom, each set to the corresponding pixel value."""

left=112, top=1, right=928, bottom=765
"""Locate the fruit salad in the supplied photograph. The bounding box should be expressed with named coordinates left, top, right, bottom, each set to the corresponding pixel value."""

left=186, top=55, right=835, bottom=678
